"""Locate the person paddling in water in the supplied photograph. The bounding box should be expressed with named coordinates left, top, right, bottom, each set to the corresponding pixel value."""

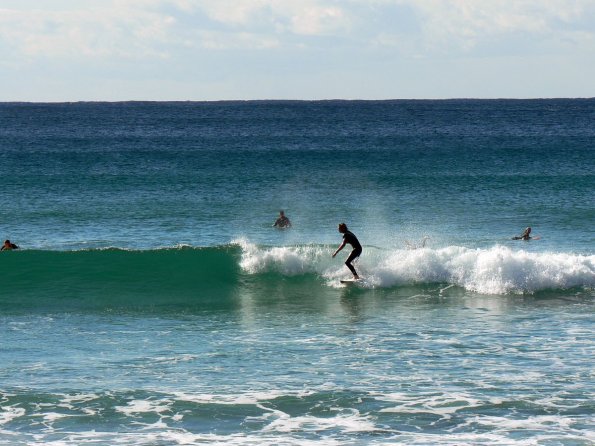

left=1, top=239, right=19, bottom=251
left=513, top=227, right=532, bottom=240
left=332, top=223, right=362, bottom=279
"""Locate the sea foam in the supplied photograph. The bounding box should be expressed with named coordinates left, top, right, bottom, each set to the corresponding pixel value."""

left=237, top=241, right=595, bottom=294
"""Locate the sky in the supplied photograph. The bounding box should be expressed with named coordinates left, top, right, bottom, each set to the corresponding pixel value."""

left=1, top=0, right=594, bottom=101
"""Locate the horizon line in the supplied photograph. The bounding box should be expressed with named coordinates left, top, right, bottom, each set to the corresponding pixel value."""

left=1, top=97, right=594, bottom=105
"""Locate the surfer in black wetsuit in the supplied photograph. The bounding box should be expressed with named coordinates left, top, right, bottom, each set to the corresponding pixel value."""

left=512, top=227, right=532, bottom=240
left=273, top=210, right=291, bottom=228
left=332, top=223, right=362, bottom=279
left=1, top=240, right=19, bottom=251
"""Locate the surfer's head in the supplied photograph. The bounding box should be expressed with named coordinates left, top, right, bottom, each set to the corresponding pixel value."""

left=338, top=223, right=347, bottom=233
left=526, top=227, right=531, bottom=234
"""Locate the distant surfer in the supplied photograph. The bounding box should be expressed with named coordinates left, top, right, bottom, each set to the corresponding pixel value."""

left=332, top=223, right=362, bottom=280
left=512, top=227, right=532, bottom=240
left=1, top=239, right=19, bottom=251
left=273, top=210, right=291, bottom=229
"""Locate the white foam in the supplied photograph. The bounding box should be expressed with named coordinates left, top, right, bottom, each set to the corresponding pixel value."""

left=376, top=391, right=483, bottom=419
left=373, top=245, right=595, bottom=294
left=260, top=409, right=378, bottom=434
left=41, top=412, right=73, bottom=423
left=170, top=389, right=305, bottom=406
left=236, top=240, right=595, bottom=294
left=28, top=431, right=343, bottom=446
left=115, top=399, right=172, bottom=416
left=234, top=239, right=327, bottom=275
left=0, top=406, right=25, bottom=425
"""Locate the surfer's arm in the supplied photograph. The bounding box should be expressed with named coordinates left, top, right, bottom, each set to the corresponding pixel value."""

left=332, top=240, right=346, bottom=257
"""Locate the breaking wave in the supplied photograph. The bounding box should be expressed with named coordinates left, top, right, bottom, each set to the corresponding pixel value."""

left=1, top=241, right=593, bottom=312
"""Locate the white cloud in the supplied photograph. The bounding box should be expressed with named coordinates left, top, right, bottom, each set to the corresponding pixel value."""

left=195, top=0, right=352, bottom=36
left=194, top=0, right=271, bottom=25
left=0, top=0, right=352, bottom=61
left=289, top=5, right=349, bottom=35
left=0, top=0, right=594, bottom=100
left=1, top=0, right=594, bottom=60
left=197, top=30, right=280, bottom=50
left=384, top=0, right=595, bottom=54
left=0, top=5, right=177, bottom=59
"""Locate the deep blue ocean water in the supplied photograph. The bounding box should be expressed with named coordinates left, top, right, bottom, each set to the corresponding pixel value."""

left=0, top=100, right=593, bottom=445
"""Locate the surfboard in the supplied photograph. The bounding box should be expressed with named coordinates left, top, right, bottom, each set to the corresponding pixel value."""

left=340, top=279, right=363, bottom=285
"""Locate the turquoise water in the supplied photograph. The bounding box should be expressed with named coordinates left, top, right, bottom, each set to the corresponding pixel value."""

left=0, top=100, right=593, bottom=445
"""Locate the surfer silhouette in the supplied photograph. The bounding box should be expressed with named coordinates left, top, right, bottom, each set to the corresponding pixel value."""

left=1, top=239, right=19, bottom=251
left=273, top=210, right=291, bottom=228
left=332, top=223, right=362, bottom=279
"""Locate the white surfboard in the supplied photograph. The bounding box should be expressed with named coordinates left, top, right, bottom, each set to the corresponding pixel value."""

left=340, top=278, right=364, bottom=285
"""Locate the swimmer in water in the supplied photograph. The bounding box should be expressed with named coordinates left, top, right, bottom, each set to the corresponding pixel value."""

left=1, top=239, right=19, bottom=251
left=512, top=227, right=532, bottom=240
left=273, top=210, right=292, bottom=228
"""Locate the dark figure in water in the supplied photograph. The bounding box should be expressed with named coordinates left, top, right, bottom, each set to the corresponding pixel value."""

left=273, top=210, right=291, bottom=228
left=332, top=223, right=362, bottom=279
left=1, top=239, right=19, bottom=251
left=512, top=227, right=532, bottom=240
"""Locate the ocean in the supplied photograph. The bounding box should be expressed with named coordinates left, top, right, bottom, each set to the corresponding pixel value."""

left=0, top=100, right=593, bottom=445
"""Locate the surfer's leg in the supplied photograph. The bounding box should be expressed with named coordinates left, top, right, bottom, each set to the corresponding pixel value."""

left=345, top=261, right=358, bottom=278
left=345, top=249, right=361, bottom=279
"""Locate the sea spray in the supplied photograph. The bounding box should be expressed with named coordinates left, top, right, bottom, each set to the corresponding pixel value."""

left=235, top=242, right=594, bottom=294
left=235, top=239, right=329, bottom=276
left=367, top=245, right=595, bottom=293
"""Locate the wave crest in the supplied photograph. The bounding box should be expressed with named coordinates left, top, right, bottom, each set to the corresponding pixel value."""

left=235, top=239, right=327, bottom=275
left=237, top=242, right=595, bottom=294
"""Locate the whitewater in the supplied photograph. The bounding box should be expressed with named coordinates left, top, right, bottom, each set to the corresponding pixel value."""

left=237, top=241, right=595, bottom=294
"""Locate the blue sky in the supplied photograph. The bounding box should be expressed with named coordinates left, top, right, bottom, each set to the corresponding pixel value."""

left=1, top=0, right=594, bottom=101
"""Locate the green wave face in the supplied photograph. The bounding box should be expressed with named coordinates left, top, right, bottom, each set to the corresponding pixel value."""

left=1, top=247, right=243, bottom=313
